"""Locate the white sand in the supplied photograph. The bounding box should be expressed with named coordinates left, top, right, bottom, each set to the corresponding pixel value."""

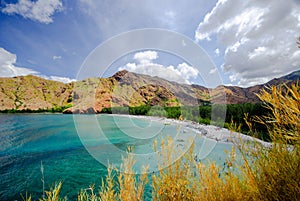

left=105, top=113, right=272, bottom=147
left=101, top=114, right=274, bottom=172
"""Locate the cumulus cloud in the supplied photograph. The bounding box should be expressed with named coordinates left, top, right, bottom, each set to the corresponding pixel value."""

left=195, top=0, right=300, bottom=87
left=0, top=47, right=38, bottom=77
left=133, top=51, right=158, bottom=64
left=0, top=47, right=75, bottom=83
left=119, top=51, right=199, bottom=84
left=2, top=0, right=63, bottom=24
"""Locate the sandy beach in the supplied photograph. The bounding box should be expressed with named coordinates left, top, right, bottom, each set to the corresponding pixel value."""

left=107, top=113, right=272, bottom=148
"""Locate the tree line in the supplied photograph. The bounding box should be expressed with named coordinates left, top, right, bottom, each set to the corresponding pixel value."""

left=100, top=103, right=270, bottom=141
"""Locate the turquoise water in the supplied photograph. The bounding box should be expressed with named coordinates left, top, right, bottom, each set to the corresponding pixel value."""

left=0, top=114, right=233, bottom=200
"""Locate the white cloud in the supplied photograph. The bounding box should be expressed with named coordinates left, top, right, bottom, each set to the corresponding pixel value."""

left=196, top=0, right=300, bottom=87
left=133, top=51, right=158, bottom=64
left=120, top=62, right=188, bottom=83
left=209, top=68, right=217, bottom=74
left=214, top=48, right=220, bottom=56
left=119, top=51, right=198, bottom=84
left=37, top=75, right=76, bottom=83
left=53, top=55, right=62, bottom=60
left=177, top=63, right=199, bottom=80
left=163, top=10, right=176, bottom=28
left=2, top=0, right=63, bottom=24
left=0, top=47, right=38, bottom=77
left=0, top=47, right=75, bottom=83
left=48, top=76, right=76, bottom=83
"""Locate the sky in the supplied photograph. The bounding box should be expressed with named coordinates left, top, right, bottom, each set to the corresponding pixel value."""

left=0, top=0, right=299, bottom=87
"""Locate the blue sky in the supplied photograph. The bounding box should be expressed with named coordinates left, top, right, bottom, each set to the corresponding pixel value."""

left=0, top=0, right=299, bottom=87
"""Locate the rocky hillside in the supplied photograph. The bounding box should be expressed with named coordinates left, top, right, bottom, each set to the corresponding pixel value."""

left=68, top=70, right=207, bottom=113
left=0, top=69, right=299, bottom=113
left=0, top=75, right=73, bottom=111
left=219, top=70, right=300, bottom=104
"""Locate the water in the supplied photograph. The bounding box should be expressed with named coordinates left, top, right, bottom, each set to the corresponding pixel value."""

left=0, top=114, right=233, bottom=200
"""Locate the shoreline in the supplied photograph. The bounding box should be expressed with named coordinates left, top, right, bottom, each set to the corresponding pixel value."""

left=0, top=112, right=271, bottom=147
left=105, top=113, right=272, bottom=147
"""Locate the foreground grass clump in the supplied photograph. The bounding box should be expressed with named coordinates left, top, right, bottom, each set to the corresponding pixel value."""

left=151, top=142, right=256, bottom=201
left=246, top=83, right=300, bottom=201
left=22, top=83, right=299, bottom=201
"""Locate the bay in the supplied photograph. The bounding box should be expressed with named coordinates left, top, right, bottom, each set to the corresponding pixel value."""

left=0, top=114, right=233, bottom=200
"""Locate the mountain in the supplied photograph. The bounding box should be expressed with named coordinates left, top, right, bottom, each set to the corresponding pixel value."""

left=220, top=70, right=300, bottom=104
left=67, top=70, right=209, bottom=113
left=0, top=75, right=73, bottom=111
left=0, top=69, right=299, bottom=113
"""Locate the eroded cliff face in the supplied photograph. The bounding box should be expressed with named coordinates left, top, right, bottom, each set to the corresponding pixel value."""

left=1, top=69, right=299, bottom=113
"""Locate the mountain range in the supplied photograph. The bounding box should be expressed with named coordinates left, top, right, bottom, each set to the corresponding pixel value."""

left=0, top=69, right=299, bottom=113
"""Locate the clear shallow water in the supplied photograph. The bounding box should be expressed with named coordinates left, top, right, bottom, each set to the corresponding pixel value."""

left=0, top=114, right=233, bottom=200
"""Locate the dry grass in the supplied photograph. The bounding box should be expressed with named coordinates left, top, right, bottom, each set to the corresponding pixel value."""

left=255, top=83, right=300, bottom=143
left=152, top=138, right=195, bottom=201
left=98, top=166, right=118, bottom=201
left=22, top=83, right=299, bottom=201
left=245, top=83, right=300, bottom=201
left=77, top=185, right=99, bottom=201
left=116, top=147, right=149, bottom=201
left=151, top=139, right=258, bottom=201
left=38, top=181, right=66, bottom=201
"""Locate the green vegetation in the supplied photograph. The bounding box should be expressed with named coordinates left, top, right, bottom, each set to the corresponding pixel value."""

left=0, top=104, right=72, bottom=113
left=2, top=100, right=270, bottom=140
left=2, top=101, right=269, bottom=140
left=100, top=105, right=182, bottom=119
left=21, top=83, right=300, bottom=201
left=100, top=103, right=270, bottom=140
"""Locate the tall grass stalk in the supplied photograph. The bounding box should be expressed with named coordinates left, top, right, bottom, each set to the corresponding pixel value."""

left=41, top=161, right=45, bottom=200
